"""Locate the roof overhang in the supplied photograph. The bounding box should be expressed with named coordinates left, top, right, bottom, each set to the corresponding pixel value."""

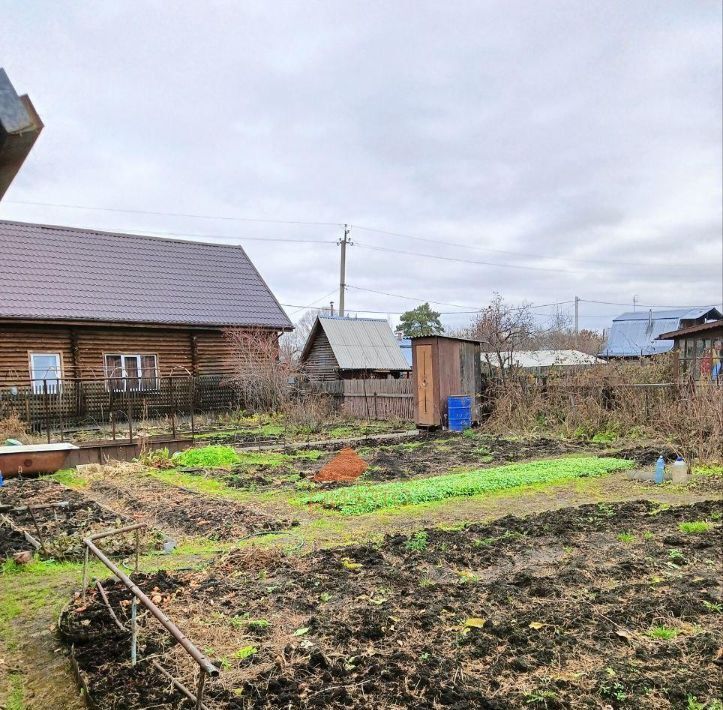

left=0, top=69, right=43, bottom=200
left=0, top=317, right=292, bottom=332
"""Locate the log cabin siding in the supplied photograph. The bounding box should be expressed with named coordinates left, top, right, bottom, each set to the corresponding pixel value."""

left=302, top=329, right=340, bottom=381
left=0, top=321, right=265, bottom=385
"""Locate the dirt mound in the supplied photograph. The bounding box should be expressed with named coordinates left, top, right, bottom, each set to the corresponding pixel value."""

left=313, top=447, right=368, bottom=482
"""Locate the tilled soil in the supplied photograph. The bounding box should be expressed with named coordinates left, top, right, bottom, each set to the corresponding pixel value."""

left=0, top=478, right=133, bottom=559
left=360, top=433, right=602, bottom=481
left=62, top=497, right=723, bottom=709
left=86, top=475, right=296, bottom=540
left=0, top=521, right=33, bottom=558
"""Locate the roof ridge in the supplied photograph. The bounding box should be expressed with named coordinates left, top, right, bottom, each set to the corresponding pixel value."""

left=0, top=218, right=254, bottom=251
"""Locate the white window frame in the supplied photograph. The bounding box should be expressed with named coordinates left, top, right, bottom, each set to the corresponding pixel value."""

left=104, top=353, right=159, bottom=392
left=29, top=352, right=63, bottom=394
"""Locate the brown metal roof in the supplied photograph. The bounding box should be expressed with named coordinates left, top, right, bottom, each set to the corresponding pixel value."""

left=0, top=220, right=293, bottom=329
left=657, top=319, right=723, bottom=341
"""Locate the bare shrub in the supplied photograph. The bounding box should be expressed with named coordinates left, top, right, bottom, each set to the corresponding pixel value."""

left=0, top=411, right=29, bottom=443
left=281, top=394, right=335, bottom=433
left=484, top=354, right=722, bottom=459
left=224, top=328, right=299, bottom=412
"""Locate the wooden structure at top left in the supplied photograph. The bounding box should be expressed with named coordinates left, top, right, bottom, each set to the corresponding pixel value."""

left=0, top=68, right=44, bottom=201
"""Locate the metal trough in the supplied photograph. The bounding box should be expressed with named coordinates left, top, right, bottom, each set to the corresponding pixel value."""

left=0, top=443, right=78, bottom=478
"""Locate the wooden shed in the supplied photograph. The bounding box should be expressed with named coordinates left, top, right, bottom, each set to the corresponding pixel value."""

left=412, top=335, right=482, bottom=428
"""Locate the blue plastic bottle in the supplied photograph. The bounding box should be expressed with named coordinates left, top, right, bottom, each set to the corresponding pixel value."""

left=654, top=456, right=665, bottom=484
left=0, top=470, right=4, bottom=487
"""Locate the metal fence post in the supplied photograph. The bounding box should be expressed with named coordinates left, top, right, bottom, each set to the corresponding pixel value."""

left=43, top=379, right=51, bottom=443
left=127, top=388, right=134, bottom=442
left=131, top=597, right=138, bottom=666
left=196, top=670, right=206, bottom=710
left=82, top=546, right=89, bottom=604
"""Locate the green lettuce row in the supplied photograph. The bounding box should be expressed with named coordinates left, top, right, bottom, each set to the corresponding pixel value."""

left=301, top=456, right=635, bottom=515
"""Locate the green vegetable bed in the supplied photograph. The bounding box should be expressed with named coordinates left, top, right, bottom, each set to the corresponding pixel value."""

left=301, top=456, right=635, bottom=515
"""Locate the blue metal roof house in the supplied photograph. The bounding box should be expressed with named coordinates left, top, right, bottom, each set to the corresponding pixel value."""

left=599, top=307, right=722, bottom=359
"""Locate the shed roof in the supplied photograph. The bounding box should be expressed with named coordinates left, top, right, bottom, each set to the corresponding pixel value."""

left=657, top=319, right=723, bottom=341
left=599, top=307, right=722, bottom=358
left=302, top=316, right=410, bottom=371
left=0, top=220, right=292, bottom=329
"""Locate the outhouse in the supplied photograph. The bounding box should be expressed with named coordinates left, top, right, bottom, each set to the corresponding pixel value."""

left=411, top=335, right=482, bottom=428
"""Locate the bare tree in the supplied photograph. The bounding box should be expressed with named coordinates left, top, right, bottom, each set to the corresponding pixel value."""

left=279, top=310, right=318, bottom=364
left=224, top=327, right=299, bottom=411
left=467, top=293, right=535, bottom=379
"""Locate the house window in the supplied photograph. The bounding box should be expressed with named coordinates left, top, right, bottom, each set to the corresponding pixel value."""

left=29, top=353, right=62, bottom=394
left=104, top=354, right=159, bottom=391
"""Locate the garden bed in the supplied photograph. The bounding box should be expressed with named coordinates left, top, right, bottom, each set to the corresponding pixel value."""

left=302, top=456, right=636, bottom=514
left=61, top=497, right=723, bottom=709
left=0, top=478, right=142, bottom=559
left=84, top=472, right=296, bottom=540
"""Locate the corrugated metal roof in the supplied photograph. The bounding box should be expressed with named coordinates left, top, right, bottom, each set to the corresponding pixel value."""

left=315, top=316, right=410, bottom=371
left=0, top=220, right=293, bottom=329
left=490, top=350, right=605, bottom=368
left=600, top=307, right=722, bottom=357
left=398, top=337, right=413, bottom=366
left=613, top=308, right=715, bottom=322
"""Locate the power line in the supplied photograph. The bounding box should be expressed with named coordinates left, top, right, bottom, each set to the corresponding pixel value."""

left=122, top=227, right=334, bottom=245
left=350, top=223, right=665, bottom=269
left=346, top=284, right=574, bottom=313
left=353, top=241, right=583, bottom=275
left=346, top=284, right=477, bottom=310
left=5, top=199, right=342, bottom=228
left=580, top=299, right=719, bottom=309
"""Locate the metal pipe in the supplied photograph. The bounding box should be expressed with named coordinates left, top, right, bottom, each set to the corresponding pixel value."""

left=87, top=522, right=146, bottom=542
left=134, top=527, right=140, bottom=573
left=83, top=538, right=219, bottom=677
left=131, top=597, right=138, bottom=666
left=196, top=670, right=206, bottom=710
left=95, top=580, right=126, bottom=631
left=150, top=660, right=210, bottom=710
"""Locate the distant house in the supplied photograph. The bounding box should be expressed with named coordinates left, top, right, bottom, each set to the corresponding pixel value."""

left=484, top=349, right=605, bottom=374
left=397, top=337, right=413, bottom=367
left=657, top=319, right=723, bottom=382
left=300, top=316, right=411, bottom=381
left=599, top=308, right=722, bottom=359
left=0, top=220, right=292, bottom=391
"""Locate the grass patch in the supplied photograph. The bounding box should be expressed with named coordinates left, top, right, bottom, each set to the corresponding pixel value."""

left=173, top=445, right=241, bottom=469
left=148, top=469, right=250, bottom=500
left=678, top=521, right=713, bottom=535
left=646, top=625, right=678, bottom=640
left=301, top=456, right=634, bottom=515
left=617, top=532, right=635, bottom=543
left=50, top=468, right=88, bottom=488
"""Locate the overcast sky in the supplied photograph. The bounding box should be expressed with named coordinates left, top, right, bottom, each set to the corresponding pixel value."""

left=2, top=1, right=721, bottom=332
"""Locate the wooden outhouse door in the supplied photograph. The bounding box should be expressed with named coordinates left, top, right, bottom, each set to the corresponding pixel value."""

left=415, top=344, right=435, bottom=425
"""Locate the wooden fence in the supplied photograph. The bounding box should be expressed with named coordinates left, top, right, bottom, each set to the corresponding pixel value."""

left=311, top=379, right=414, bottom=421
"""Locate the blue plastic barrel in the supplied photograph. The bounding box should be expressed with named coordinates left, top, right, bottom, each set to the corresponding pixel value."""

left=448, top=395, right=472, bottom=431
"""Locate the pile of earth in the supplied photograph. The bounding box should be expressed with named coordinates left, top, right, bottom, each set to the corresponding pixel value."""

left=62, top=497, right=723, bottom=709
left=312, top=448, right=368, bottom=483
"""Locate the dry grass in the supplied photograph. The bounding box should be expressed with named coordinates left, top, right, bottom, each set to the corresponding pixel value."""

left=485, top=356, right=722, bottom=460
left=0, top=411, right=30, bottom=443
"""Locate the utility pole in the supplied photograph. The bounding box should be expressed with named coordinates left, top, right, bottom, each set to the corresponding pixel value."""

left=338, top=224, right=352, bottom=317
left=574, top=296, right=580, bottom=336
